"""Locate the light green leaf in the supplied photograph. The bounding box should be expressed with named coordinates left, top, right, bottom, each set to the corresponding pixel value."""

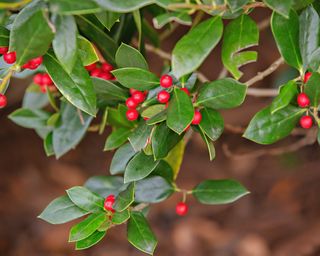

left=78, top=36, right=99, bottom=66
left=95, top=11, right=121, bottom=30
left=112, top=209, right=130, bottom=224
left=199, top=108, right=224, bottom=141
left=75, top=231, right=106, bottom=250
left=110, top=143, right=137, bottom=175
left=153, top=12, right=191, bottom=29
left=49, top=0, right=101, bottom=15
left=84, top=176, right=124, bottom=197
left=113, top=182, right=135, bottom=212
left=164, top=140, right=185, bottom=180
left=129, top=122, right=153, bottom=152
left=92, top=0, right=154, bottom=13
left=115, top=43, right=148, bottom=70
left=104, top=128, right=132, bottom=151
left=263, top=0, right=293, bottom=17
left=9, top=108, right=50, bottom=129
left=270, top=80, right=298, bottom=113
left=304, top=72, right=320, bottom=107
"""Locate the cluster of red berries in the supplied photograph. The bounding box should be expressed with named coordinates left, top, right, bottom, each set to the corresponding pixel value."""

left=85, top=62, right=115, bottom=80
left=104, top=194, right=115, bottom=213
left=125, top=89, right=147, bottom=121
left=297, top=72, right=313, bottom=129
left=33, top=73, right=55, bottom=93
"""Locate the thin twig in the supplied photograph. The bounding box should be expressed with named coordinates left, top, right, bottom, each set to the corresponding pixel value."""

left=77, top=108, right=85, bottom=125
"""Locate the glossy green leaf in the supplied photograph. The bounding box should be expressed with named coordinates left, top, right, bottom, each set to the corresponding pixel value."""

left=142, top=105, right=166, bottom=119
left=305, top=72, right=320, bottom=107
left=243, top=105, right=305, bottom=144
left=92, top=77, right=128, bottom=102
left=93, top=0, right=154, bottom=12
left=135, top=176, right=174, bottom=203
left=67, top=186, right=104, bottom=213
left=49, top=0, right=101, bottom=14
left=107, top=105, right=136, bottom=129
left=112, top=68, right=159, bottom=90
left=69, top=213, right=107, bottom=242
left=153, top=11, right=191, bottom=29
left=115, top=43, right=148, bottom=70
left=222, top=15, right=259, bottom=80
left=22, top=84, right=49, bottom=110
left=196, top=126, right=216, bottom=161
left=9, top=108, right=50, bottom=129
left=52, top=102, right=93, bottom=158
left=129, top=122, right=153, bottom=152
left=124, top=152, right=160, bottom=183
left=75, top=230, right=106, bottom=250
left=152, top=160, right=174, bottom=182
left=104, top=128, right=132, bottom=151
left=113, top=182, right=135, bottom=212
left=0, top=26, right=9, bottom=46
left=167, top=87, right=194, bottom=134
left=193, top=179, right=249, bottom=205
left=78, top=36, right=99, bottom=66
left=84, top=176, right=124, bottom=197
left=271, top=11, right=302, bottom=71
left=95, top=11, right=121, bottom=30
left=127, top=211, right=157, bottom=255
left=164, top=140, right=185, bottom=180
left=146, top=110, right=167, bottom=125
left=44, top=52, right=97, bottom=116
left=110, top=143, right=137, bottom=175
left=44, top=132, right=54, bottom=157
left=199, top=108, right=224, bottom=141
left=196, top=78, right=247, bottom=109
left=172, top=16, right=223, bottom=79
left=271, top=81, right=298, bottom=113
left=38, top=195, right=88, bottom=224
left=263, top=0, right=293, bottom=17
left=112, top=209, right=130, bottom=224
left=52, top=15, right=78, bottom=73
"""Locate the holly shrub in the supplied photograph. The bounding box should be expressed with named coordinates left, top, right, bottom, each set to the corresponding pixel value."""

left=1, top=0, right=320, bottom=255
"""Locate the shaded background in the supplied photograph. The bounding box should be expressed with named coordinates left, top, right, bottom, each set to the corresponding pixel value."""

left=1, top=9, right=320, bottom=256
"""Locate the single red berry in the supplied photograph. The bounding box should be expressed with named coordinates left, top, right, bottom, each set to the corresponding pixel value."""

left=98, top=72, right=113, bottom=80
left=0, top=46, right=8, bottom=55
left=304, top=72, right=312, bottom=84
left=90, top=68, right=101, bottom=77
left=22, top=62, right=31, bottom=69
left=157, top=90, right=170, bottom=103
left=101, top=62, right=113, bottom=72
left=0, top=94, right=7, bottom=108
left=160, top=74, right=173, bottom=88
left=126, top=97, right=138, bottom=109
left=297, top=93, right=310, bottom=108
left=85, top=63, right=97, bottom=71
left=33, top=73, right=43, bottom=85
left=42, top=73, right=53, bottom=85
left=180, top=87, right=190, bottom=96
left=300, top=116, right=313, bottom=129
left=129, top=88, right=138, bottom=95
left=126, top=109, right=139, bottom=121
left=106, top=194, right=115, bottom=203
left=132, top=91, right=145, bottom=104
left=3, top=51, right=16, bottom=64
left=176, top=202, right=188, bottom=216
left=104, top=194, right=116, bottom=211
left=192, top=110, right=202, bottom=125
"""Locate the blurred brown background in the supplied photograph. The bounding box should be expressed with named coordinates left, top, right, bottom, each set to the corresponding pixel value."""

left=1, top=9, right=320, bottom=256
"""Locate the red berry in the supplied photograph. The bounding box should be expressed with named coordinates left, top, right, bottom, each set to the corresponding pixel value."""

left=106, top=194, right=115, bottom=202
left=300, top=116, right=313, bottom=129
left=42, top=73, right=53, bottom=85
left=104, top=194, right=116, bottom=211
left=39, top=84, right=47, bottom=93
left=126, top=97, right=138, bottom=109
left=160, top=74, right=173, bottom=88
left=126, top=109, right=139, bottom=121
left=29, top=56, right=43, bottom=66
left=98, top=72, right=113, bottom=80
left=176, top=202, right=188, bottom=216
left=90, top=68, right=101, bottom=77
left=132, top=91, right=145, bottom=104
left=33, top=73, right=43, bottom=85
left=101, top=62, right=113, bottom=72
left=157, top=90, right=170, bottom=103
left=304, top=72, right=312, bottom=84
left=3, top=51, right=16, bottom=64
left=192, top=110, right=202, bottom=125
left=22, top=62, right=31, bottom=69
left=297, top=93, right=310, bottom=108
left=180, top=88, right=190, bottom=96
left=0, top=94, right=7, bottom=108
left=0, top=46, right=8, bottom=55
left=130, top=88, right=138, bottom=95
left=85, top=63, right=97, bottom=71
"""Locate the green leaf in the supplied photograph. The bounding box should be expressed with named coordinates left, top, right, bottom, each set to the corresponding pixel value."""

left=49, top=0, right=101, bottom=15
left=226, top=0, right=250, bottom=11
left=172, top=16, right=223, bottom=79
left=293, top=0, right=314, bottom=10
left=115, top=43, right=148, bottom=70
left=193, top=179, right=249, bottom=205
left=93, top=0, right=154, bottom=13
left=199, top=108, right=224, bottom=141
left=299, top=6, right=320, bottom=71
left=152, top=160, right=174, bottom=182
left=52, top=15, right=78, bottom=73
left=135, top=176, right=174, bottom=203
left=127, top=211, right=157, bottom=255
left=167, top=87, right=194, bottom=134
left=146, top=110, right=167, bottom=125
left=153, top=11, right=192, bottom=29
left=44, top=52, right=97, bottom=116
left=113, top=182, right=135, bottom=212
left=112, top=68, right=159, bottom=90
left=78, top=36, right=99, bottom=66
left=84, top=176, right=124, bottom=197
left=107, top=105, right=136, bottom=128
left=75, top=230, right=106, bottom=250
left=243, top=105, right=305, bottom=144
left=52, top=102, right=93, bottom=158
left=263, top=0, right=293, bottom=17
left=44, top=132, right=55, bottom=157
left=112, top=209, right=130, bottom=224
left=67, top=186, right=104, bottom=213
left=104, top=128, right=132, bottom=151
left=69, top=213, right=107, bottom=242
left=305, top=72, right=320, bottom=107
left=0, top=26, right=9, bottom=46
left=9, top=108, right=50, bottom=129
left=152, top=122, right=183, bottom=159
left=196, top=78, right=247, bottom=109
left=129, top=122, right=153, bottom=152
left=22, top=84, right=49, bottom=110
left=38, top=195, right=89, bottom=224
left=92, top=77, right=128, bottom=102
left=10, top=3, right=54, bottom=66
left=141, top=104, right=166, bottom=119
left=124, top=152, right=160, bottom=183
left=222, top=15, right=259, bottom=80
left=196, top=126, right=216, bottom=161
left=95, top=11, right=121, bottom=30
left=164, top=140, right=185, bottom=180
left=270, top=81, right=298, bottom=113
left=271, top=11, right=302, bottom=71
left=110, top=143, right=137, bottom=175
